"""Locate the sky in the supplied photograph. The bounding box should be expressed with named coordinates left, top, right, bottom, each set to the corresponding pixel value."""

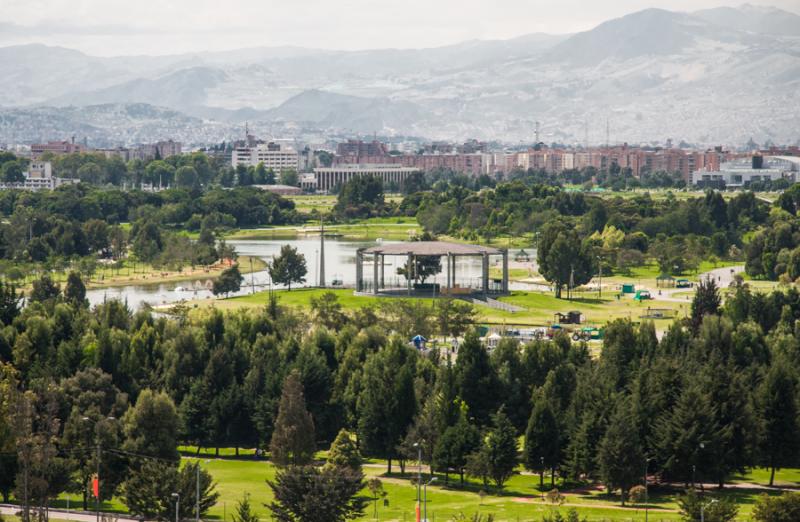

left=0, top=0, right=798, bottom=56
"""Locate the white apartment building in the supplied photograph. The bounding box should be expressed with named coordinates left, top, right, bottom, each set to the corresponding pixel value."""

left=232, top=142, right=300, bottom=172
left=312, top=164, right=420, bottom=193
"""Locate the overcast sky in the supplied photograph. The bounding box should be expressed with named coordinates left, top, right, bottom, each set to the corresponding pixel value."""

left=1, top=0, right=797, bottom=56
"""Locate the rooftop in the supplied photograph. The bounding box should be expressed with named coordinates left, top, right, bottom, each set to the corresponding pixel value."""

left=363, top=241, right=501, bottom=256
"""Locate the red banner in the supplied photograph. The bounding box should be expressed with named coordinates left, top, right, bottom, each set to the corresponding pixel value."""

left=92, top=475, right=99, bottom=499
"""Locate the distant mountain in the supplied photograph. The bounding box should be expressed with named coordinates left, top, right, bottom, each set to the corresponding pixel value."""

left=1, top=5, right=799, bottom=146
left=49, top=67, right=228, bottom=111
left=544, top=8, right=752, bottom=66
left=264, top=90, right=427, bottom=134
left=694, top=4, right=800, bottom=36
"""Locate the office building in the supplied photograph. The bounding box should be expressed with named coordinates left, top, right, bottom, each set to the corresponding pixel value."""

left=232, top=142, right=300, bottom=171
left=312, top=164, right=420, bottom=193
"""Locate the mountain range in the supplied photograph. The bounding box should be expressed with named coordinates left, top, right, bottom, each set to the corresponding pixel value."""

left=1, top=3, right=799, bottom=147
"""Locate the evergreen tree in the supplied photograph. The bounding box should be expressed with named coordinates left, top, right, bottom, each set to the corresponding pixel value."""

left=326, top=429, right=361, bottom=471
left=122, top=389, right=180, bottom=461
left=524, top=390, right=562, bottom=487
left=357, top=337, right=417, bottom=474
left=753, top=492, right=800, bottom=522
left=64, top=272, right=87, bottom=306
left=231, top=493, right=260, bottom=522
left=212, top=265, right=243, bottom=297
left=270, top=370, right=316, bottom=466
left=0, top=280, right=22, bottom=326
left=433, top=402, right=480, bottom=485
left=268, top=245, right=307, bottom=291
left=267, top=465, right=366, bottom=522
left=691, top=277, right=721, bottom=332
left=482, top=408, right=518, bottom=488
left=596, top=396, right=644, bottom=505
left=455, top=331, right=499, bottom=426
left=758, top=359, right=800, bottom=486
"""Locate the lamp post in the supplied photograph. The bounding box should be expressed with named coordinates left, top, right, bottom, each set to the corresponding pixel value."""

left=196, top=461, right=210, bottom=522
left=413, top=442, right=422, bottom=521
left=597, top=255, right=602, bottom=299
left=172, top=493, right=180, bottom=522
left=423, top=477, right=437, bottom=522
left=700, top=498, right=717, bottom=522
left=644, top=457, right=653, bottom=522
left=82, top=415, right=116, bottom=522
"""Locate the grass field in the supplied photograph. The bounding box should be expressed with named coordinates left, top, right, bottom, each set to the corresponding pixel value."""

left=29, top=454, right=800, bottom=522
left=182, top=287, right=688, bottom=331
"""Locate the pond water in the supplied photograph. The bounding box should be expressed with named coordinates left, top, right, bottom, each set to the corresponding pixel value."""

left=86, top=237, right=535, bottom=309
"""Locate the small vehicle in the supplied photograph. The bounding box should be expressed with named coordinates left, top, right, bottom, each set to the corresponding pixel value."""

left=676, top=279, right=693, bottom=288
left=572, top=327, right=604, bottom=341
left=331, top=278, right=343, bottom=286
left=634, top=290, right=653, bottom=301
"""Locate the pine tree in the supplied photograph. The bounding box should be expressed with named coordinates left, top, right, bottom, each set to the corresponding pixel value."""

left=326, top=429, right=361, bottom=471
left=455, top=331, right=499, bottom=426
left=482, top=409, right=518, bottom=488
left=232, top=493, right=259, bottom=522
left=524, top=390, right=562, bottom=488
left=759, top=359, right=800, bottom=486
left=691, top=277, right=721, bottom=332
left=596, top=395, right=644, bottom=505
left=268, top=465, right=366, bottom=522
left=270, top=371, right=316, bottom=466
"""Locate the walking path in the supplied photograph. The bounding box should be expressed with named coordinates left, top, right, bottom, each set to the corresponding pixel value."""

left=0, top=504, right=138, bottom=522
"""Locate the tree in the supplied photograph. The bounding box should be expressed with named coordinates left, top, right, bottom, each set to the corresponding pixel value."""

left=212, top=265, right=243, bottom=297
left=122, top=389, right=180, bottom=461
left=433, top=402, right=480, bottom=485
left=367, top=478, right=387, bottom=520
left=123, top=461, right=218, bottom=521
left=396, top=255, right=442, bottom=284
left=0, top=280, right=22, bottom=326
left=232, top=493, right=260, bottom=522
left=29, top=275, right=60, bottom=304
left=524, top=391, right=561, bottom=488
left=310, top=291, right=347, bottom=330
left=455, top=331, right=498, bottom=426
left=691, top=278, right=721, bottom=332
left=1, top=160, right=25, bottom=183
left=175, top=165, right=199, bottom=189
left=326, top=429, right=361, bottom=471
left=758, top=360, right=800, bottom=486
left=434, top=298, right=477, bottom=338
left=357, top=338, right=417, bottom=474
left=267, top=465, right=366, bottom=522
left=537, top=222, right=594, bottom=298
left=480, top=409, right=518, bottom=488
left=279, top=169, right=299, bottom=187
left=753, top=492, right=800, bottom=522
left=677, top=489, right=737, bottom=522
left=268, top=245, right=307, bottom=290
left=596, top=396, right=644, bottom=505
left=270, top=371, right=316, bottom=466
left=64, top=272, right=87, bottom=306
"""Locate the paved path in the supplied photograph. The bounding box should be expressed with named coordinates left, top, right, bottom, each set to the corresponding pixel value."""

left=0, top=504, right=138, bottom=522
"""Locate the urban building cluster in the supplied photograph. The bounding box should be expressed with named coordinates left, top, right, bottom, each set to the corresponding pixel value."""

left=28, top=137, right=182, bottom=161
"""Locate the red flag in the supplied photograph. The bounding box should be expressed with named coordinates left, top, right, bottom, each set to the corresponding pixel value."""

left=92, top=475, right=99, bottom=499
left=415, top=504, right=420, bottom=522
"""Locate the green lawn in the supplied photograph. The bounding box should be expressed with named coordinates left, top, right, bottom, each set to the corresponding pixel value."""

left=36, top=457, right=800, bottom=522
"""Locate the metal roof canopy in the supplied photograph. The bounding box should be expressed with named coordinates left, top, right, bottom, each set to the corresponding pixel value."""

left=363, top=241, right=501, bottom=256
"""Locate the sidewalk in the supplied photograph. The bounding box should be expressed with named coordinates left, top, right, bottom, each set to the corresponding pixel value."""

left=0, top=504, right=139, bottom=522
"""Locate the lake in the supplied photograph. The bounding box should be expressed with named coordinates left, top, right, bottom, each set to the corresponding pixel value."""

left=86, top=238, right=534, bottom=309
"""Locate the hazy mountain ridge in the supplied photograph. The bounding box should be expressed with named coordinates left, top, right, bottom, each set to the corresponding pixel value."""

left=1, top=4, right=799, bottom=146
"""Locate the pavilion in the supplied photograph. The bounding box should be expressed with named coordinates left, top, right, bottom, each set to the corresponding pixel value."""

left=355, top=241, right=509, bottom=297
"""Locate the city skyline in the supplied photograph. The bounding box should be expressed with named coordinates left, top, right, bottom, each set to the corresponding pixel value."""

left=1, top=0, right=798, bottom=56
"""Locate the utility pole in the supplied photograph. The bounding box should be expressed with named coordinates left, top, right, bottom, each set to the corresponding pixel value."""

left=95, top=444, right=100, bottom=522
left=196, top=464, right=200, bottom=522
left=597, top=256, right=602, bottom=299
left=249, top=257, right=255, bottom=295
left=319, top=218, right=326, bottom=287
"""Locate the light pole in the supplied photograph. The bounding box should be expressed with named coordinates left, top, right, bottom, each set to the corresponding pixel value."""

left=423, top=477, right=437, bottom=522
left=700, top=498, right=717, bottom=522
left=82, top=415, right=116, bottom=522
left=644, top=457, right=653, bottom=522
left=413, top=442, right=421, bottom=521
left=172, top=493, right=180, bottom=522
left=597, top=256, right=602, bottom=299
